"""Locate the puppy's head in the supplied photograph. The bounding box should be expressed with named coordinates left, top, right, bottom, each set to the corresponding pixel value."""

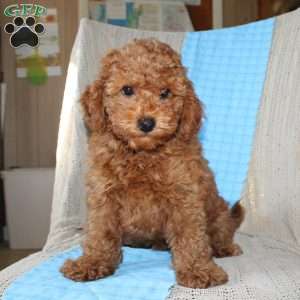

left=81, top=39, right=203, bottom=151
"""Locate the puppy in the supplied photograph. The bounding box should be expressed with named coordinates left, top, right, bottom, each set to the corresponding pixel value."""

left=61, top=39, right=244, bottom=288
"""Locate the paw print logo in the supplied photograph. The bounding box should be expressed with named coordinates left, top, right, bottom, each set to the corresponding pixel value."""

left=4, top=16, right=45, bottom=48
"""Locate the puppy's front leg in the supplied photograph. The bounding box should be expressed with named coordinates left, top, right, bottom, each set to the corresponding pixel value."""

left=167, top=202, right=228, bottom=288
left=61, top=196, right=122, bottom=281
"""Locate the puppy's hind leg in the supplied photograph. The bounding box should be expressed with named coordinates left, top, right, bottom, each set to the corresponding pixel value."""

left=209, top=202, right=245, bottom=258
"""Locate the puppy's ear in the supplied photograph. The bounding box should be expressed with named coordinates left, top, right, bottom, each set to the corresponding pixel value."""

left=178, top=81, right=203, bottom=141
left=81, top=79, right=105, bottom=132
left=81, top=49, right=120, bottom=132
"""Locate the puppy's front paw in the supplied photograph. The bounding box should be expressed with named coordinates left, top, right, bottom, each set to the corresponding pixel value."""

left=214, top=243, right=243, bottom=258
left=177, top=262, right=228, bottom=288
left=60, top=256, right=115, bottom=282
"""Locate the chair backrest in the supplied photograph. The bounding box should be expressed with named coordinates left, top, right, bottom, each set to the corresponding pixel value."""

left=45, top=9, right=300, bottom=251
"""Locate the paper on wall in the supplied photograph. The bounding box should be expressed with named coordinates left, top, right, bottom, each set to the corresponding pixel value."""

left=136, top=2, right=161, bottom=31
left=106, top=0, right=127, bottom=19
left=89, top=0, right=194, bottom=31
left=16, top=8, right=62, bottom=84
left=161, top=2, right=192, bottom=31
left=151, top=0, right=201, bottom=4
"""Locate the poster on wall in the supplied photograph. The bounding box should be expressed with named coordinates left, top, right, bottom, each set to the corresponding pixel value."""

left=89, top=0, right=194, bottom=31
left=156, top=0, right=201, bottom=4
left=16, top=8, right=62, bottom=85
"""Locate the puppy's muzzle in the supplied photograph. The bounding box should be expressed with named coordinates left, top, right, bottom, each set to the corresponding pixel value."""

left=137, top=117, right=156, bottom=133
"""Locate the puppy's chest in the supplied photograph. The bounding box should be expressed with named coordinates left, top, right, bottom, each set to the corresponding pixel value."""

left=111, top=152, right=170, bottom=189
left=103, top=149, right=196, bottom=201
left=111, top=154, right=171, bottom=235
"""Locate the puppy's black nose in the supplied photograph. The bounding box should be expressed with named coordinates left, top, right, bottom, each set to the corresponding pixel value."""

left=137, top=117, right=156, bottom=133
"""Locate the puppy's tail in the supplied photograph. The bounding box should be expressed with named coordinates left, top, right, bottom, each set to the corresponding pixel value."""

left=230, top=202, right=245, bottom=229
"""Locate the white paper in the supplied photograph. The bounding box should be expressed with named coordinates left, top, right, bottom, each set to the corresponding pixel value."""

left=161, top=2, right=191, bottom=31
left=15, top=8, right=62, bottom=79
left=106, top=0, right=126, bottom=19
left=143, top=0, right=201, bottom=4
left=136, top=2, right=161, bottom=30
left=89, top=0, right=194, bottom=31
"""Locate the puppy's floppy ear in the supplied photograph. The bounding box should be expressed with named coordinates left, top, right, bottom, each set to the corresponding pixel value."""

left=178, top=81, right=203, bottom=141
left=81, top=49, right=120, bottom=132
left=81, top=79, right=105, bottom=132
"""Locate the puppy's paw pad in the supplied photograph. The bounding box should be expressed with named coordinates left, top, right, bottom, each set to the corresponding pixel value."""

left=60, top=258, right=112, bottom=282
left=214, top=243, right=243, bottom=258
left=230, top=243, right=243, bottom=256
left=208, top=264, right=229, bottom=287
left=177, top=263, right=228, bottom=288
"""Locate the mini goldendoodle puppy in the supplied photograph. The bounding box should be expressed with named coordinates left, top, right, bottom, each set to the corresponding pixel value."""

left=61, top=39, right=244, bottom=288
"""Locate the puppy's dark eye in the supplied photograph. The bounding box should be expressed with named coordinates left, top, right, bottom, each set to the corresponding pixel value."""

left=160, top=88, right=171, bottom=100
left=122, top=86, right=134, bottom=96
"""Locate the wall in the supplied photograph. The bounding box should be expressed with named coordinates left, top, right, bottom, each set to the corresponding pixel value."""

left=0, top=0, right=78, bottom=168
left=223, top=0, right=258, bottom=27
left=0, top=0, right=262, bottom=168
left=186, top=0, right=213, bottom=30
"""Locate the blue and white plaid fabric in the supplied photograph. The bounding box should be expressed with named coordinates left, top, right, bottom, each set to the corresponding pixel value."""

left=3, top=247, right=175, bottom=300
left=182, top=19, right=274, bottom=206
